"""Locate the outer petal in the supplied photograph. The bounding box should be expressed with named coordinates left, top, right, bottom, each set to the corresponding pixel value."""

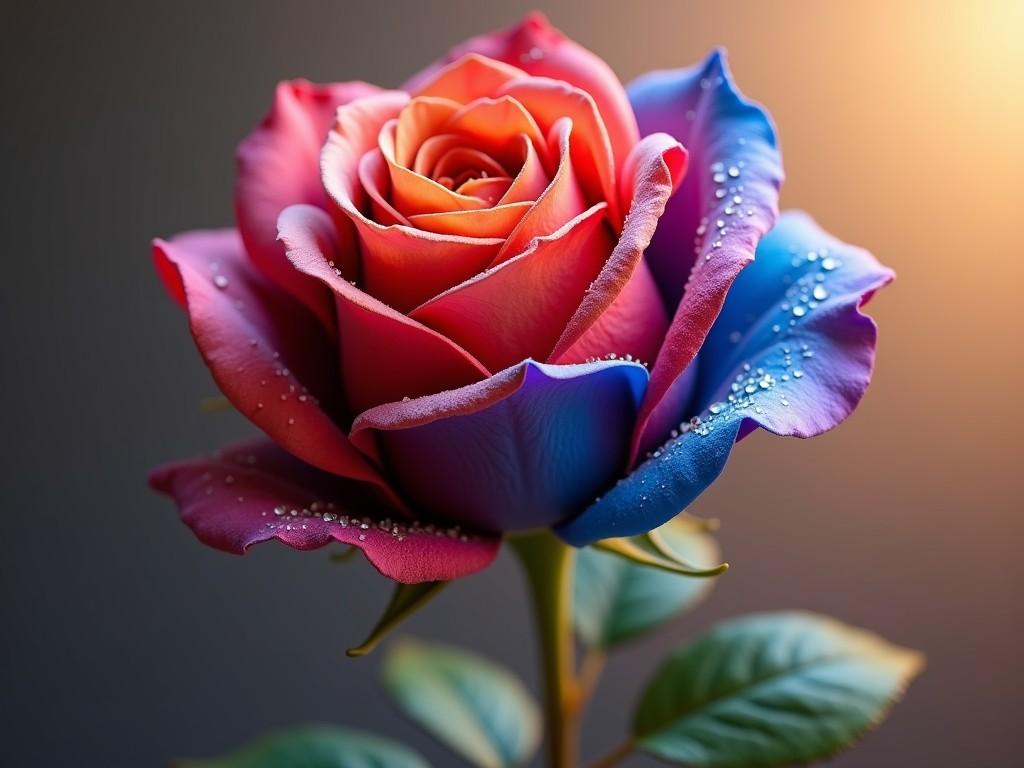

left=405, top=13, right=639, bottom=178
left=278, top=205, right=491, bottom=414
left=351, top=360, right=649, bottom=533
left=557, top=212, right=893, bottom=545
left=409, top=203, right=612, bottom=371
left=550, top=132, right=685, bottom=363
left=150, top=440, right=500, bottom=584
left=236, top=79, right=380, bottom=324
left=628, top=50, right=784, bottom=459
left=152, top=229, right=391, bottom=497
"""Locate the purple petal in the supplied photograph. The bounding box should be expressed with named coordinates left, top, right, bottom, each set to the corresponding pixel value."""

left=351, top=360, right=648, bottom=533
left=557, top=212, right=893, bottom=545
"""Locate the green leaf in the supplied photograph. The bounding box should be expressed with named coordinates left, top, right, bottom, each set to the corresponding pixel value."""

left=575, top=516, right=721, bottom=648
left=593, top=516, right=728, bottom=578
left=383, top=638, right=541, bottom=768
left=632, top=611, right=925, bottom=767
left=347, top=581, right=447, bottom=657
left=176, top=725, right=429, bottom=768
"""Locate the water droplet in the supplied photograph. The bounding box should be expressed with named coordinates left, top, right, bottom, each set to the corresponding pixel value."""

left=213, top=275, right=229, bottom=289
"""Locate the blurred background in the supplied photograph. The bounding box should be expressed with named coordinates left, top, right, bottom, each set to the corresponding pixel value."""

left=2, top=1, right=1021, bottom=765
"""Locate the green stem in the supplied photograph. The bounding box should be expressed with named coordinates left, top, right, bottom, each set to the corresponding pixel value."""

left=509, top=531, right=579, bottom=768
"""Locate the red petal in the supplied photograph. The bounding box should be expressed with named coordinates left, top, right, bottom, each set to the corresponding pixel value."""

left=152, top=229, right=392, bottom=495
left=278, top=205, right=491, bottom=413
left=150, top=440, right=500, bottom=584
left=410, top=203, right=612, bottom=371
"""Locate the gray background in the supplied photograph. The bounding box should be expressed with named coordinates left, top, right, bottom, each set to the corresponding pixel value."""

left=2, top=1, right=1020, bottom=766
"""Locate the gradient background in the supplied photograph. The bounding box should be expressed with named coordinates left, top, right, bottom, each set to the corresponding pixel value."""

left=3, top=1, right=1021, bottom=765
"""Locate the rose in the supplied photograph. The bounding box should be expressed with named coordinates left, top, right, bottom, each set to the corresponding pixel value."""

left=151, top=14, right=892, bottom=584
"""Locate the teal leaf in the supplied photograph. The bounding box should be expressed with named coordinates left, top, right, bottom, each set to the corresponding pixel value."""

left=575, top=516, right=721, bottom=648
left=176, top=725, right=429, bottom=768
left=383, top=639, right=541, bottom=768
left=632, top=611, right=924, bottom=767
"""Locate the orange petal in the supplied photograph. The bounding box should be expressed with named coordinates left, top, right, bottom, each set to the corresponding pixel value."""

left=410, top=203, right=612, bottom=371
left=358, top=148, right=409, bottom=226
left=408, top=201, right=532, bottom=238
left=394, top=96, right=461, bottom=168
left=494, top=118, right=587, bottom=264
left=432, top=147, right=509, bottom=185
left=499, top=77, right=620, bottom=227
left=456, top=176, right=513, bottom=202
left=444, top=96, right=549, bottom=164
left=379, top=119, right=490, bottom=216
left=412, top=53, right=528, bottom=104
left=413, top=133, right=464, bottom=177
left=322, top=91, right=504, bottom=311
left=498, top=134, right=550, bottom=204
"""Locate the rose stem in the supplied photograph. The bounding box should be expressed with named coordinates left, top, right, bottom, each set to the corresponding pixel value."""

left=509, top=530, right=579, bottom=768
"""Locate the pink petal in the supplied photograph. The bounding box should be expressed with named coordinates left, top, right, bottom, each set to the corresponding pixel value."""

left=152, top=229, right=392, bottom=498
left=549, top=133, right=686, bottom=363
left=236, top=79, right=379, bottom=324
left=150, top=440, right=500, bottom=584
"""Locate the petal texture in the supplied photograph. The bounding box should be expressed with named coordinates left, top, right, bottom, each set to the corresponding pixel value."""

left=551, top=132, right=685, bottom=363
left=278, top=205, right=491, bottom=414
left=150, top=440, right=500, bottom=583
left=152, top=229, right=389, bottom=493
left=352, top=360, right=649, bottom=533
left=236, top=79, right=379, bottom=323
left=405, top=13, right=639, bottom=179
left=557, top=212, right=893, bottom=545
left=627, top=50, right=784, bottom=458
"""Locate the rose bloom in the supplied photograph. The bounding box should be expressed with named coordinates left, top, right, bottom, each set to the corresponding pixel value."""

left=151, top=14, right=891, bottom=583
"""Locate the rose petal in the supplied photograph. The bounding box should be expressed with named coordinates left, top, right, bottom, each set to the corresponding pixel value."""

left=556, top=212, right=893, bottom=544
left=351, top=360, right=648, bottom=533
left=394, top=96, right=462, bottom=168
left=408, top=201, right=532, bottom=238
left=549, top=133, right=686, bottom=363
left=498, top=76, right=620, bottom=226
left=494, top=118, right=587, bottom=264
left=555, top=256, right=667, bottom=368
left=406, top=14, right=639, bottom=181
left=411, top=52, right=527, bottom=104
left=627, top=50, right=784, bottom=459
left=409, top=203, right=612, bottom=371
left=380, top=119, right=490, bottom=216
left=150, top=440, right=500, bottom=583
left=153, top=230, right=393, bottom=496
left=236, top=79, right=379, bottom=324
left=322, top=91, right=504, bottom=311
left=443, top=95, right=549, bottom=165
left=278, top=205, right=491, bottom=413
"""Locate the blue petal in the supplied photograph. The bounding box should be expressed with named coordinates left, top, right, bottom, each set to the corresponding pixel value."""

left=625, top=50, right=784, bottom=456
left=352, top=360, right=648, bottom=533
left=557, top=212, right=893, bottom=545
left=627, top=49, right=782, bottom=309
